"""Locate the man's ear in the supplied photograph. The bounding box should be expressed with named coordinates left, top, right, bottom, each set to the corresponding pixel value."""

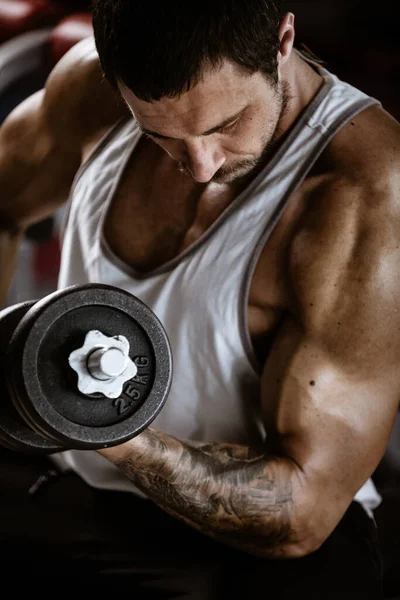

left=277, top=13, right=295, bottom=72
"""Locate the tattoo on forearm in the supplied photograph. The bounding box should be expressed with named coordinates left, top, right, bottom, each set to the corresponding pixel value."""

left=114, top=429, right=295, bottom=556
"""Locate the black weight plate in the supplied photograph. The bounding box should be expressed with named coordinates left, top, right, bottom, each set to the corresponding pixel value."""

left=0, top=301, right=63, bottom=454
left=6, top=284, right=173, bottom=450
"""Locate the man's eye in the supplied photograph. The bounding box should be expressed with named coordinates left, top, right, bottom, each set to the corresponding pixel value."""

left=219, top=120, right=238, bottom=134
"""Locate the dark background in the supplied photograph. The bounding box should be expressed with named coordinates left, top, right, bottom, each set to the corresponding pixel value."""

left=288, top=0, right=398, bottom=120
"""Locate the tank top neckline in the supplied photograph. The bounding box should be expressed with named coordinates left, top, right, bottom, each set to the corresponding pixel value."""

left=97, top=70, right=335, bottom=281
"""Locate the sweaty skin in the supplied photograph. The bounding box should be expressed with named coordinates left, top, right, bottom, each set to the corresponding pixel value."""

left=1, top=13, right=400, bottom=559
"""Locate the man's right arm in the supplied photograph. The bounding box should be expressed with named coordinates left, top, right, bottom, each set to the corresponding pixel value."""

left=0, top=84, right=81, bottom=305
left=0, top=36, right=128, bottom=306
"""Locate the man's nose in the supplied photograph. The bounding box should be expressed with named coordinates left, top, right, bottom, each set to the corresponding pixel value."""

left=184, top=138, right=226, bottom=182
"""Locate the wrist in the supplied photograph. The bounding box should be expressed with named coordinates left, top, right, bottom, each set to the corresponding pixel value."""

left=97, top=427, right=184, bottom=476
left=97, top=430, right=148, bottom=463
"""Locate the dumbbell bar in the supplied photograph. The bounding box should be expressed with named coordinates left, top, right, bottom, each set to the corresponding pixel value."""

left=0, top=284, right=172, bottom=453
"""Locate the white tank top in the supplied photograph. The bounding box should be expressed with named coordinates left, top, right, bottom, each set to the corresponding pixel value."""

left=53, top=65, right=382, bottom=515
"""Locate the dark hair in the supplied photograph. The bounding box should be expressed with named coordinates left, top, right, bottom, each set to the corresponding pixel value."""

left=91, top=0, right=286, bottom=101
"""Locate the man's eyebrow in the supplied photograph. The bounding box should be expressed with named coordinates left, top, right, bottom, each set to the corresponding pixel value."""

left=139, top=108, right=246, bottom=140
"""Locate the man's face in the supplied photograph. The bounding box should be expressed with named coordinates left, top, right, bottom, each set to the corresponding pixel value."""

left=119, top=60, right=289, bottom=185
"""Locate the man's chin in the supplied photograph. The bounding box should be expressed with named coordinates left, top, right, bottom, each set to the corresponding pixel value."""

left=211, top=162, right=260, bottom=185
left=177, top=161, right=258, bottom=185
left=212, top=168, right=253, bottom=185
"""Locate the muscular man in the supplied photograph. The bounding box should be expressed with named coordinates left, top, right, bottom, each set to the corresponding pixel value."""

left=1, top=1, right=399, bottom=596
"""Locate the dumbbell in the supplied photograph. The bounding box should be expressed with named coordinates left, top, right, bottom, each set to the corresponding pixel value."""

left=0, top=283, right=172, bottom=453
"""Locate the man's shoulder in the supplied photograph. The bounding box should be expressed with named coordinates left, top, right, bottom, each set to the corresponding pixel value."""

left=295, top=101, right=400, bottom=260
left=43, top=36, right=130, bottom=149
left=327, top=102, right=400, bottom=191
left=288, top=104, right=400, bottom=329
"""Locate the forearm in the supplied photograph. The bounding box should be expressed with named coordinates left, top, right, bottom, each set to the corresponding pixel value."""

left=0, top=228, right=23, bottom=307
left=99, top=428, right=308, bottom=558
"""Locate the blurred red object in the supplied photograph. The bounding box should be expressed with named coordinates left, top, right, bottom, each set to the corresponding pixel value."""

left=49, top=10, right=93, bottom=64
left=0, top=0, right=65, bottom=42
left=32, top=233, right=61, bottom=283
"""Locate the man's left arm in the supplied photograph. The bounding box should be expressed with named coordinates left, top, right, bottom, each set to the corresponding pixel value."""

left=98, top=183, right=400, bottom=559
left=100, top=424, right=304, bottom=557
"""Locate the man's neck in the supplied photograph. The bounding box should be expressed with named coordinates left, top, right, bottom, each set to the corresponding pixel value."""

left=278, top=51, right=325, bottom=140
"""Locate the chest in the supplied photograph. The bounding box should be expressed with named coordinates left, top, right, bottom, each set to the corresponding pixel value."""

left=102, top=136, right=245, bottom=270
left=84, top=135, right=312, bottom=359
